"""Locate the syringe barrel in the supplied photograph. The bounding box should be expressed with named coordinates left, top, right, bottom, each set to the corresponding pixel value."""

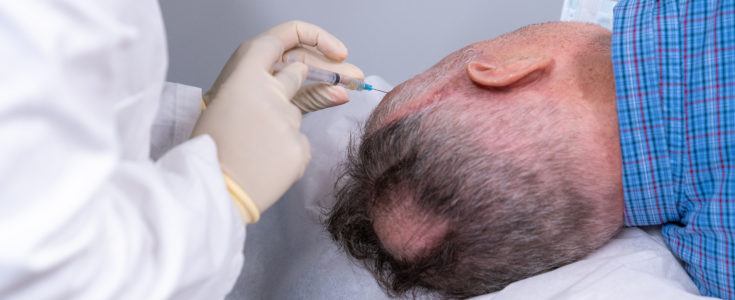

left=305, top=67, right=365, bottom=90
left=305, top=67, right=340, bottom=85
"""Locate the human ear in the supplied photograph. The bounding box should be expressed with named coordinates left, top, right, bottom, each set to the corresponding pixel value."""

left=466, top=56, right=553, bottom=88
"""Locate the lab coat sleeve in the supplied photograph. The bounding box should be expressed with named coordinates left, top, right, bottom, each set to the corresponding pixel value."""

left=98, top=136, right=246, bottom=300
left=0, top=3, right=245, bottom=300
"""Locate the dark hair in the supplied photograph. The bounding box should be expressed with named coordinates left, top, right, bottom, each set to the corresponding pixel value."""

left=325, top=98, right=618, bottom=298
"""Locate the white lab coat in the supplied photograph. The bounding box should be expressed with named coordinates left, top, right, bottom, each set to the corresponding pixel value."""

left=0, top=1, right=245, bottom=299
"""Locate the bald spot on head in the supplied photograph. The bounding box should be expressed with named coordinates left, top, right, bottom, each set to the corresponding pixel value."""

left=371, top=189, right=449, bottom=261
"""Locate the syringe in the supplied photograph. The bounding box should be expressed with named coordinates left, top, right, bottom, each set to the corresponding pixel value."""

left=274, top=61, right=388, bottom=93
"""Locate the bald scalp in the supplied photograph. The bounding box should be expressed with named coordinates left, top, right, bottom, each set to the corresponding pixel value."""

left=371, top=187, right=449, bottom=261
left=370, top=21, right=612, bottom=132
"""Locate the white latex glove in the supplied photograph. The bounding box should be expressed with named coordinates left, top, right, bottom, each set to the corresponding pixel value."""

left=192, top=21, right=362, bottom=223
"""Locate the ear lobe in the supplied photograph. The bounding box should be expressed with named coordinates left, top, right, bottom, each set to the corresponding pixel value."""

left=467, top=56, right=553, bottom=88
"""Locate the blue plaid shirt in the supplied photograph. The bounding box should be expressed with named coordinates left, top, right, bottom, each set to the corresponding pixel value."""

left=612, top=0, right=735, bottom=298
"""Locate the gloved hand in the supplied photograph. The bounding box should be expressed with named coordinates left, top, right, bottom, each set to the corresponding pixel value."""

left=192, top=21, right=363, bottom=223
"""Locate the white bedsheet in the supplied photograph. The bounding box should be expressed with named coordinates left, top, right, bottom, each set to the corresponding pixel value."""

left=227, top=76, right=713, bottom=300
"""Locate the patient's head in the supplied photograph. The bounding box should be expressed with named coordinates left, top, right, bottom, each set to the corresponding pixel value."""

left=326, top=22, right=624, bottom=298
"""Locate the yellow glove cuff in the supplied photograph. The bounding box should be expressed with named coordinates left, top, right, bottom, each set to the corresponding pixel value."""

left=223, top=173, right=261, bottom=224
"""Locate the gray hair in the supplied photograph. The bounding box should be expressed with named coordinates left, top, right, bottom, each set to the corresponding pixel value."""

left=326, top=101, right=611, bottom=298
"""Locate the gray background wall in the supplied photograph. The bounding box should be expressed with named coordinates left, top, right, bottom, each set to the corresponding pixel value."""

left=159, top=0, right=565, bottom=88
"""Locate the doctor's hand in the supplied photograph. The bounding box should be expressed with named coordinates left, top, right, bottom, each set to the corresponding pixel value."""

left=192, top=21, right=362, bottom=223
left=205, top=22, right=364, bottom=113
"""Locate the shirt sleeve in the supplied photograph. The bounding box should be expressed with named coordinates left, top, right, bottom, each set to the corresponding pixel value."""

left=613, top=1, right=735, bottom=298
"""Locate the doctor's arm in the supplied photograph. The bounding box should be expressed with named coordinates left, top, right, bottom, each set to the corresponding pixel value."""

left=0, top=5, right=356, bottom=298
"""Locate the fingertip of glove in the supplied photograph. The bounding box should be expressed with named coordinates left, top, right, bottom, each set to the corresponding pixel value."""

left=323, top=35, right=348, bottom=62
